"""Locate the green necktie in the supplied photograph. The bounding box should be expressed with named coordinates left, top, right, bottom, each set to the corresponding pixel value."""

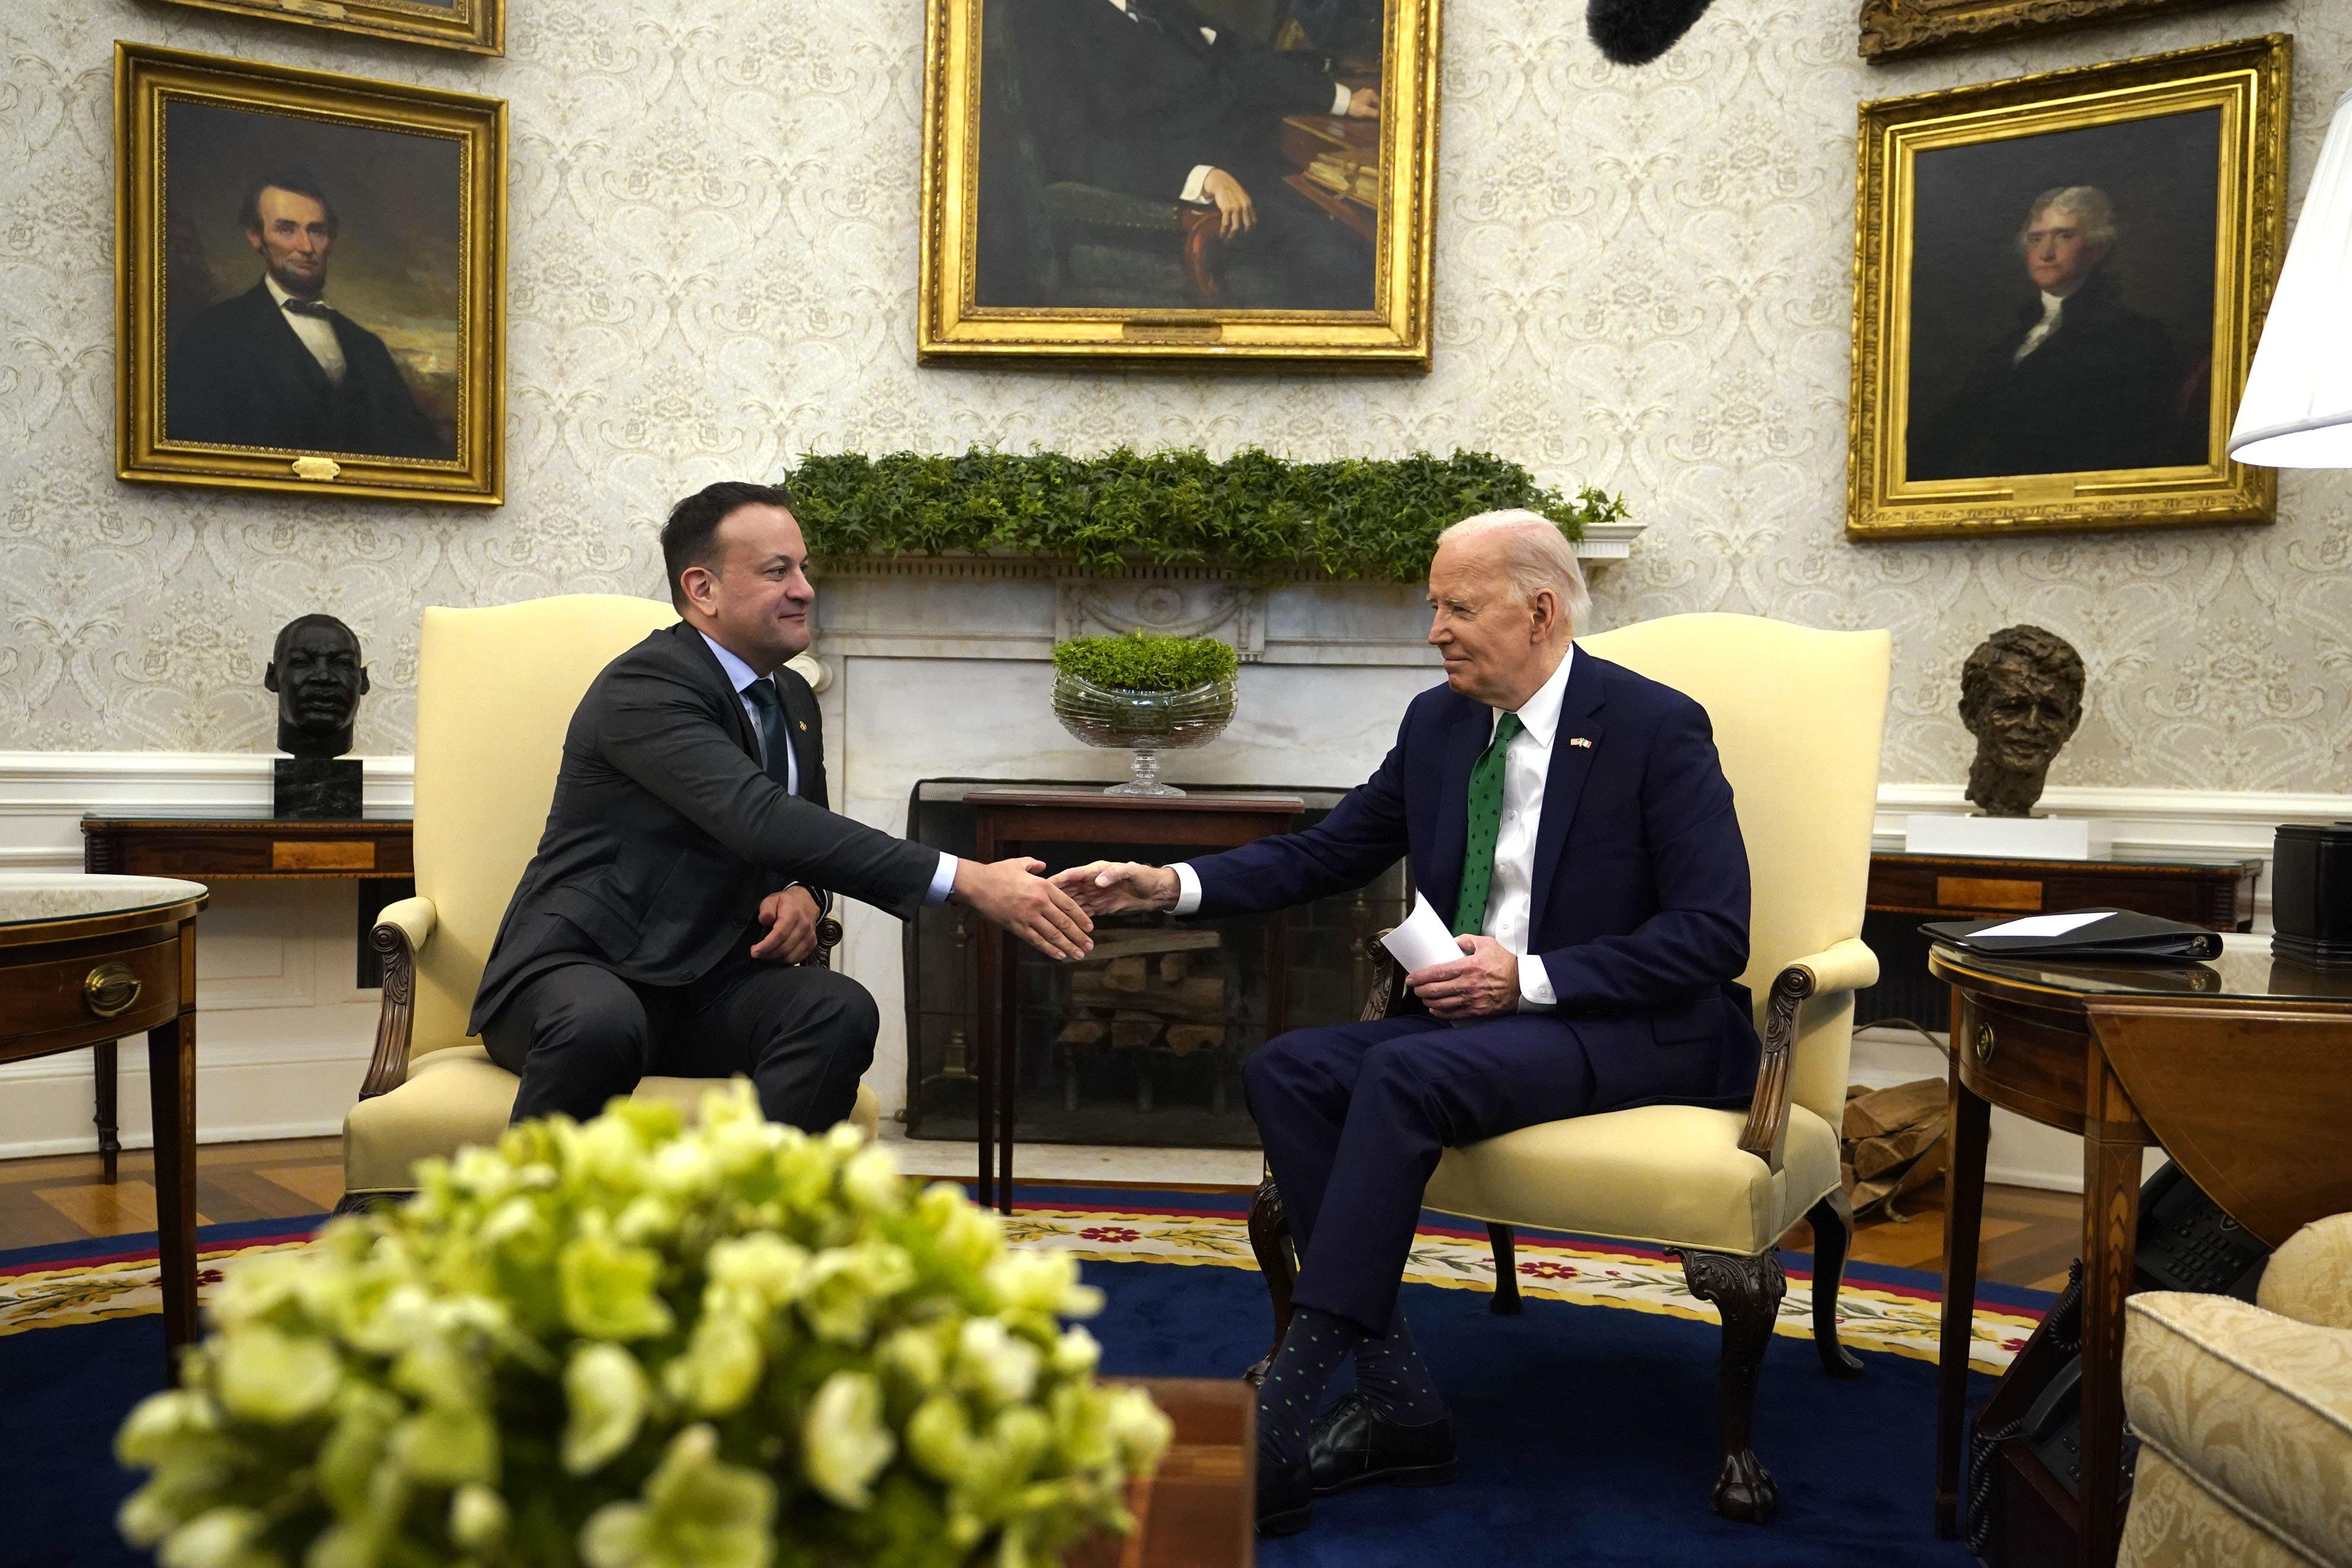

left=741, top=677, right=792, bottom=790
left=1453, top=712, right=1524, bottom=937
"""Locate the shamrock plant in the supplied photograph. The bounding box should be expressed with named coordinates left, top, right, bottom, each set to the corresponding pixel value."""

left=115, top=1082, right=1170, bottom=1568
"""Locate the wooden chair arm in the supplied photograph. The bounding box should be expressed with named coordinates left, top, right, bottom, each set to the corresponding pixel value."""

left=1737, top=938, right=1877, bottom=1175
left=359, top=896, right=435, bottom=1100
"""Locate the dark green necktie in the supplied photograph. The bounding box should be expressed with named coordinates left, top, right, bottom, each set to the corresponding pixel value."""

left=741, top=678, right=792, bottom=789
left=1453, top=712, right=1524, bottom=937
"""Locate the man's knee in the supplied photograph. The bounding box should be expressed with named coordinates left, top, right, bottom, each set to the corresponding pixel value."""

left=762, top=967, right=880, bottom=1060
left=1244, top=1027, right=1319, bottom=1101
left=527, top=973, right=649, bottom=1066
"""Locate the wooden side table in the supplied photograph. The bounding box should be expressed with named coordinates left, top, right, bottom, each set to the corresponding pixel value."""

left=79, top=809, right=412, bottom=1180
left=1069, top=1378, right=1253, bottom=1568
left=969, top=789, right=1304, bottom=1214
left=1928, top=941, right=2352, bottom=1568
left=0, top=874, right=207, bottom=1375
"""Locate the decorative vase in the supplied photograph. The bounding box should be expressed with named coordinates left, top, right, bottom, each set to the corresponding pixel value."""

left=1050, top=670, right=1238, bottom=797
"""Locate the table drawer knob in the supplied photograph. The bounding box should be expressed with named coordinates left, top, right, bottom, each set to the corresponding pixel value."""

left=84, top=962, right=143, bottom=1019
left=1973, top=1023, right=1996, bottom=1064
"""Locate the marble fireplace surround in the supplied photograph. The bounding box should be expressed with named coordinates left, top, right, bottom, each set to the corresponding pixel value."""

left=808, top=538, right=1638, bottom=1130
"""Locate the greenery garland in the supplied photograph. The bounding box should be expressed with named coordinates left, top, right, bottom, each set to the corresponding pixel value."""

left=783, top=447, right=1626, bottom=582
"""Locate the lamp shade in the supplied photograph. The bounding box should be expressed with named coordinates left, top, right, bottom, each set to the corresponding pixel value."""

left=2230, top=86, right=2352, bottom=467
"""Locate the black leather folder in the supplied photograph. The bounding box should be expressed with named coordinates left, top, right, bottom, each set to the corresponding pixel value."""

left=1922, top=908, right=2224, bottom=961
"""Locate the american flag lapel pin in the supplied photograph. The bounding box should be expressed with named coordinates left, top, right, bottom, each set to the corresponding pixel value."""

left=1568, top=736, right=1593, bottom=748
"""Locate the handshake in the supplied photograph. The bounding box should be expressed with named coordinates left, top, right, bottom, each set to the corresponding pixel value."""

left=940, top=859, right=1186, bottom=962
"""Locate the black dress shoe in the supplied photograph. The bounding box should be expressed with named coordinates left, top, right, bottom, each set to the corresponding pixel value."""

left=1256, top=1450, right=1314, bottom=1536
left=1308, top=1392, right=1459, bottom=1495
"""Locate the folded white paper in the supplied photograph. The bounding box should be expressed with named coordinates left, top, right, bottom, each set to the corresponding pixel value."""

left=1972, top=911, right=2109, bottom=938
left=1381, top=892, right=1465, bottom=974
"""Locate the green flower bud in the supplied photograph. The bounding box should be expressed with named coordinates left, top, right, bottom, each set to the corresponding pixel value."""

left=664, top=1311, right=763, bottom=1416
left=800, top=1372, right=895, bottom=1509
left=953, top=1318, right=1040, bottom=1408
left=391, top=1401, right=498, bottom=1487
left=982, top=1251, right=1101, bottom=1320
left=449, top=1483, right=508, bottom=1550
left=157, top=1506, right=277, bottom=1568
left=114, top=1390, right=220, bottom=1470
left=559, top=1234, right=675, bottom=1342
left=799, top=1242, right=915, bottom=1344
left=214, top=1325, right=342, bottom=1425
left=1050, top=1325, right=1101, bottom=1378
left=877, top=1325, right=946, bottom=1393
left=579, top=1424, right=775, bottom=1568
left=563, top=1343, right=650, bottom=1476
left=902, top=1395, right=975, bottom=1484
left=1102, top=1388, right=1172, bottom=1472
left=837, top=1145, right=904, bottom=1215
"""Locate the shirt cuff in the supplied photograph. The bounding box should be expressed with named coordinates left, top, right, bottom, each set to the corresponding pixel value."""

left=924, top=853, right=960, bottom=907
left=1171, top=862, right=1204, bottom=916
left=1330, top=81, right=1351, bottom=115
left=1180, top=164, right=1215, bottom=204
left=1516, top=952, right=1556, bottom=1012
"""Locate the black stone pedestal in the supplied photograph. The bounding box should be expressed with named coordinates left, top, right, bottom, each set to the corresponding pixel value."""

left=275, top=757, right=363, bottom=819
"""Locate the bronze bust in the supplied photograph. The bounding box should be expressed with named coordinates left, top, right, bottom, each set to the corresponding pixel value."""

left=1959, top=625, right=2085, bottom=817
left=265, top=614, right=369, bottom=818
left=266, top=614, right=370, bottom=759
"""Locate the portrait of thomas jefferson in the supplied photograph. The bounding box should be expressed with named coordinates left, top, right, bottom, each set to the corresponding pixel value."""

left=1908, top=182, right=2208, bottom=482
left=165, top=166, right=450, bottom=460
left=975, top=0, right=1383, bottom=311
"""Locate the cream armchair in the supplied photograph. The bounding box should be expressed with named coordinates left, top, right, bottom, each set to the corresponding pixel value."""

left=2119, top=1213, right=2352, bottom=1568
left=1248, top=612, right=1891, bottom=1522
left=341, top=595, right=879, bottom=1208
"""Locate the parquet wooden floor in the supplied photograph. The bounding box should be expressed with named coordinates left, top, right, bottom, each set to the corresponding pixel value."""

left=0, top=1138, right=2083, bottom=1293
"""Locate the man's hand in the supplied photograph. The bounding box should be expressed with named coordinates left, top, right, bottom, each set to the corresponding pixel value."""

left=1050, top=861, right=1182, bottom=916
left=1346, top=86, right=1380, bottom=118
left=1408, top=935, right=1520, bottom=1021
left=749, top=886, right=822, bottom=964
left=953, top=857, right=1095, bottom=960
left=1201, top=168, right=1256, bottom=238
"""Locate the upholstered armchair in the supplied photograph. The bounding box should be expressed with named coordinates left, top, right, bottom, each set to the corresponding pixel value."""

left=339, top=595, right=878, bottom=1209
left=2119, top=1213, right=2352, bottom=1567
left=1247, top=612, right=1892, bottom=1522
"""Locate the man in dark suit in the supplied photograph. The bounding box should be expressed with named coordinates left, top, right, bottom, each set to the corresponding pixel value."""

left=166, top=167, right=450, bottom=460
left=1058, top=511, right=1758, bottom=1534
left=1910, top=184, right=2202, bottom=481
left=472, top=481, right=1095, bottom=1131
left=1013, top=0, right=1379, bottom=309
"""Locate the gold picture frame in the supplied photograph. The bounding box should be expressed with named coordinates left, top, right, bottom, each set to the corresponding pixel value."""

left=144, top=0, right=504, bottom=56
left=1858, top=0, right=2255, bottom=64
left=117, top=44, right=506, bottom=505
left=917, top=0, right=1441, bottom=369
left=1847, top=36, right=2288, bottom=543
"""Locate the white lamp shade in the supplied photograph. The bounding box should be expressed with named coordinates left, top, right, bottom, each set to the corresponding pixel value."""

left=2230, top=86, right=2352, bottom=468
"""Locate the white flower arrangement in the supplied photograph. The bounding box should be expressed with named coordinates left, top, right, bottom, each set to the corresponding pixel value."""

left=115, top=1082, right=1170, bottom=1568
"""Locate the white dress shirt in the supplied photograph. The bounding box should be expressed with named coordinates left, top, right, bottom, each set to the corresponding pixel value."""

left=1095, top=0, right=1353, bottom=202
left=1173, top=646, right=1574, bottom=1010
left=2013, top=291, right=2067, bottom=363
left=698, top=633, right=958, bottom=906
left=264, top=274, right=347, bottom=385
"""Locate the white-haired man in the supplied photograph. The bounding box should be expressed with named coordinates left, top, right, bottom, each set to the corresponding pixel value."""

left=1054, top=511, right=1760, bottom=1534
left=1911, top=183, right=2199, bottom=480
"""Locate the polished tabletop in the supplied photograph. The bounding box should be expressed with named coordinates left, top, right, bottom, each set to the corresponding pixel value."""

left=1931, top=933, right=2352, bottom=1003
left=0, top=872, right=209, bottom=928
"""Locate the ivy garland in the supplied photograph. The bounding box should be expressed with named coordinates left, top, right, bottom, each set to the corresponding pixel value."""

left=782, top=447, right=1625, bottom=582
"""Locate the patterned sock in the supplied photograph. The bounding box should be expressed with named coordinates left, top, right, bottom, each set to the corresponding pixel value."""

left=1256, top=1305, right=1364, bottom=1469
left=1351, top=1305, right=1447, bottom=1423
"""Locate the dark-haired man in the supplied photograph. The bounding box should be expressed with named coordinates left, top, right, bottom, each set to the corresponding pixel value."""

left=166, top=167, right=449, bottom=459
left=472, top=482, right=1096, bottom=1131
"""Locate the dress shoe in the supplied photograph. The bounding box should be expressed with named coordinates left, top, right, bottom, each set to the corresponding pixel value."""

left=1308, top=1392, right=1459, bottom=1495
left=1255, top=1450, right=1314, bottom=1536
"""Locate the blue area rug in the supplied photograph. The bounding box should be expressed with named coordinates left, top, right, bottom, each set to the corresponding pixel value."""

left=0, top=1205, right=1995, bottom=1566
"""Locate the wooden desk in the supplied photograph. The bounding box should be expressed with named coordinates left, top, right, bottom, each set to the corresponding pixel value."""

left=1070, top=1377, right=1253, bottom=1568
left=969, top=789, right=1303, bottom=1214
left=0, top=874, right=207, bottom=1375
left=1929, top=940, right=2352, bottom=1568
left=79, top=809, right=412, bottom=1180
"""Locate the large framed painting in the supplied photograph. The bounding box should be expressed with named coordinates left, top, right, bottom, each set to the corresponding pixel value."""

left=116, top=44, right=506, bottom=505
left=145, top=0, right=502, bottom=54
left=917, top=0, right=1440, bottom=368
left=1847, top=36, right=2288, bottom=542
left=1857, top=0, right=2256, bottom=63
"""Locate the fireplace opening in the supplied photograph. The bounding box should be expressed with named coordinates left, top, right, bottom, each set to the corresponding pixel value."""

left=904, top=780, right=1408, bottom=1148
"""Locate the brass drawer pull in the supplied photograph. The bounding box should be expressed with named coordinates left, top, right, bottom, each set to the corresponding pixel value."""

left=1973, top=1023, right=1996, bottom=1064
left=84, top=962, right=143, bottom=1019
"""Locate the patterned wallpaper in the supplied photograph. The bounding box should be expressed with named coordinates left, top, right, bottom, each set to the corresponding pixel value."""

left=2, top=0, right=2346, bottom=791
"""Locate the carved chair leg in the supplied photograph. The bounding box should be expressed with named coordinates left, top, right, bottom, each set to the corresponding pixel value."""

left=1805, top=1188, right=1866, bottom=1379
left=1244, top=1174, right=1296, bottom=1386
left=1487, top=1222, right=1522, bottom=1315
left=1679, top=1247, right=1788, bottom=1524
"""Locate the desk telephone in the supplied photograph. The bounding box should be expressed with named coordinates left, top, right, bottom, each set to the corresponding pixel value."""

left=1966, top=1162, right=2270, bottom=1549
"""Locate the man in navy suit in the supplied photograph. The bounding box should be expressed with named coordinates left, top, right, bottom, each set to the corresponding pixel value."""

left=1057, top=510, right=1758, bottom=1534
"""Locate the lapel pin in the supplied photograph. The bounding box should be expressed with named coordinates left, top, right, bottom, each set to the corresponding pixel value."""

left=1567, top=737, right=1593, bottom=748
left=797, top=720, right=808, bottom=731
